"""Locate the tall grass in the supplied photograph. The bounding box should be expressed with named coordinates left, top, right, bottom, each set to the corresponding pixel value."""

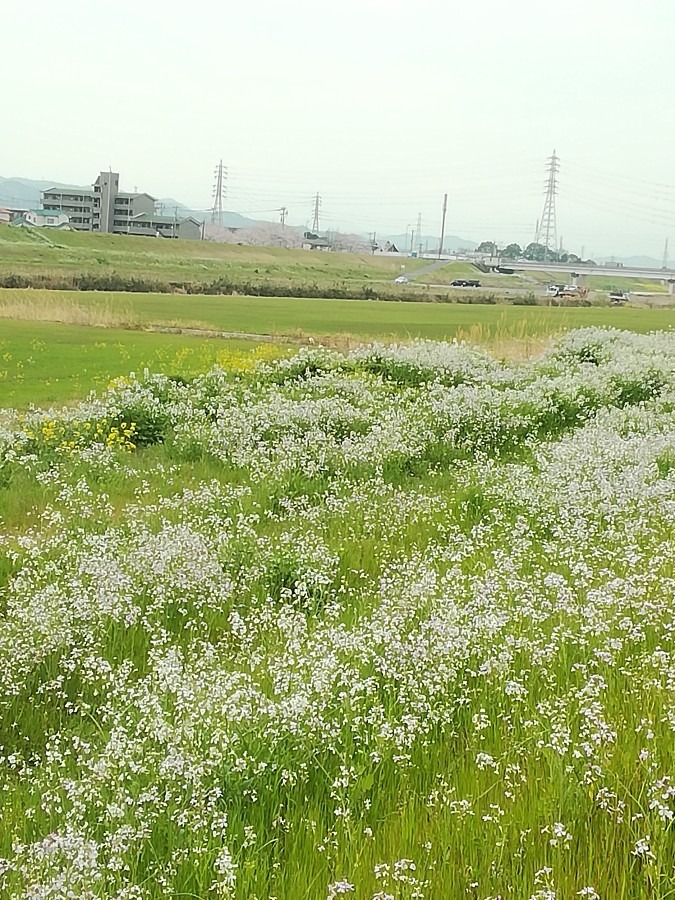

left=0, top=294, right=138, bottom=328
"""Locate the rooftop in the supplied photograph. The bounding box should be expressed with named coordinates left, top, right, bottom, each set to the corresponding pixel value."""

left=130, top=213, right=201, bottom=225
left=42, top=185, right=94, bottom=196
left=117, top=191, right=157, bottom=202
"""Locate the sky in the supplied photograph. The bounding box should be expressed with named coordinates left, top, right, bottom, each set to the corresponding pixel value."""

left=3, top=0, right=675, bottom=257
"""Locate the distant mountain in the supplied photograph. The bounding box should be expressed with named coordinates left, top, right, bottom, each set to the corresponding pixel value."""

left=154, top=198, right=261, bottom=228
left=384, top=233, right=477, bottom=252
left=0, top=176, right=90, bottom=209
left=596, top=255, right=664, bottom=269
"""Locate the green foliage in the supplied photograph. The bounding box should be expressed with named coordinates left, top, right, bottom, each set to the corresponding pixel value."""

left=1, top=331, right=675, bottom=895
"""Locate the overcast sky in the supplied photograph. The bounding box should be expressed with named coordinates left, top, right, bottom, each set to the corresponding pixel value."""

left=3, top=0, right=675, bottom=256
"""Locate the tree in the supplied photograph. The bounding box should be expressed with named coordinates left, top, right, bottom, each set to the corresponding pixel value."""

left=524, top=242, right=548, bottom=262
left=501, top=243, right=522, bottom=260
left=476, top=240, right=497, bottom=254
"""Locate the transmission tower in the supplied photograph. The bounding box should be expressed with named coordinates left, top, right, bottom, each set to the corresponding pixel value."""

left=311, top=193, right=321, bottom=233
left=210, top=160, right=227, bottom=227
left=535, top=151, right=560, bottom=261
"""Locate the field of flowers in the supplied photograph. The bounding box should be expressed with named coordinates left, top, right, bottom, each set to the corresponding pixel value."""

left=1, top=327, right=675, bottom=898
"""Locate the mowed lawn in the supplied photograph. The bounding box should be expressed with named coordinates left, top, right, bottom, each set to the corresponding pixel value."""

left=0, top=320, right=273, bottom=408
left=3, top=288, right=675, bottom=338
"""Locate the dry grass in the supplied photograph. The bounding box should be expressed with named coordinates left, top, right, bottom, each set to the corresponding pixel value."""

left=0, top=294, right=138, bottom=329
left=455, top=319, right=561, bottom=360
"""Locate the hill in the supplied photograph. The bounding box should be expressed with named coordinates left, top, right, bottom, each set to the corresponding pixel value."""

left=0, top=176, right=89, bottom=209
left=596, top=254, right=664, bottom=269
left=384, top=232, right=477, bottom=252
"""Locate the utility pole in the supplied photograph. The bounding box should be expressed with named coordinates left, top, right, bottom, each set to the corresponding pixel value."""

left=311, top=192, right=321, bottom=233
left=210, top=159, right=227, bottom=227
left=280, top=206, right=288, bottom=229
left=663, top=237, right=669, bottom=269
left=535, top=151, right=559, bottom=262
left=173, top=205, right=179, bottom=239
left=416, top=211, right=422, bottom=256
left=438, top=192, right=448, bottom=259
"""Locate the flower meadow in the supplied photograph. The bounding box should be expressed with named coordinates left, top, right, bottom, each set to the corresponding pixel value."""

left=1, top=328, right=675, bottom=898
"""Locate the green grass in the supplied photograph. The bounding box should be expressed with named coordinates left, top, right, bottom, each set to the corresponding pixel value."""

left=2, top=227, right=671, bottom=300
left=415, top=261, right=525, bottom=287
left=0, top=224, right=431, bottom=286
left=3, top=287, right=674, bottom=339
left=584, top=274, right=669, bottom=292
left=2, top=333, right=675, bottom=896
left=0, top=320, right=276, bottom=407
left=2, top=291, right=674, bottom=406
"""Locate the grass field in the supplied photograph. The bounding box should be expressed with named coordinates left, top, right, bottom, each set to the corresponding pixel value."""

left=0, top=320, right=283, bottom=407
left=2, top=290, right=674, bottom=407
left=3, top=287, right=675, bottom=340
left=2, top=331, right=675, bottom=897
left=0, top=225, right=432, bottom=287
left=3, top=226, right=670, bottom=301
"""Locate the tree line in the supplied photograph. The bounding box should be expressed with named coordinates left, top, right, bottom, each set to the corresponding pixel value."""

left=475, top=241, right=595, bottom=265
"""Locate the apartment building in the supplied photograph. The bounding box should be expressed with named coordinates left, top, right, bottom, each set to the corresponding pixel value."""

left=41, top=171, right=202, bottom=240
left=41, top=186, right=94, bottom=230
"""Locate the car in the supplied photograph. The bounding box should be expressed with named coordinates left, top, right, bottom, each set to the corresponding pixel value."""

left=545, top=284, right=560, bottom=297
left=451, top=278, right=481, bottom=288
left=609, top=290, right=629, bottom=304
left=394, top=275, right=409, bottom=285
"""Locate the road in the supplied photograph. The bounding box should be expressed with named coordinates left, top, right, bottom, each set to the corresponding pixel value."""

left=394, top=258, right=455, bottom=283
left=420, top=254, right=675, bottom=286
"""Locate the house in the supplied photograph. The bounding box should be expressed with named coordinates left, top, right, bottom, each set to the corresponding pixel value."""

left=373, top=240, right=401, bottom=254
left=302, top=230, right=331, bottom=251
left=11, top=209, right=71, bottom=228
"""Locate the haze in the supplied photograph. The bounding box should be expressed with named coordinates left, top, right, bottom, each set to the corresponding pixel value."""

left=3, top=0, right=674, bottom=257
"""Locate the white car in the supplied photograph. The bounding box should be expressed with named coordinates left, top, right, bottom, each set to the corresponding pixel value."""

left=394, top=275, right=409, bottom=285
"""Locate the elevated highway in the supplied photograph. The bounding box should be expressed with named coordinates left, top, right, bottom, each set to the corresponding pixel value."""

left=421, top=255, right=675, bottom=291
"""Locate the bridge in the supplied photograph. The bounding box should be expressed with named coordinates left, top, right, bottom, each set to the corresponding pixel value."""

left=420, top=255, right=675, bottom=292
